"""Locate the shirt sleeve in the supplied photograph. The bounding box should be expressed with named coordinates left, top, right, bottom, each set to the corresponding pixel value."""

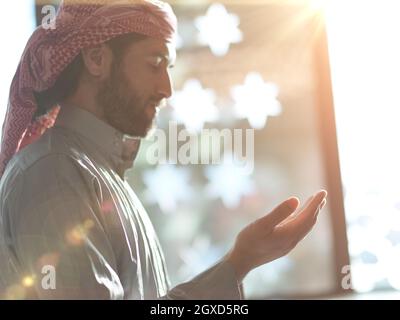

left=165, top=259, right=244, bottom=300
left=6, top=154, right=124, bottom=299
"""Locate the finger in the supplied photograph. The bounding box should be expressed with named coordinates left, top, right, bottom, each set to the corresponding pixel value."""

left=298, top=190, right=327, bottom=220
left=277, top=190, right=324, bottom=227
left=312, top=190, right=327, bottom=215
left=298, top=194, right=316, bottom=214
left=281, top=194, right=315, bottom=224
left=294, top=201, right=328, bottom=244
left=276, top=190, right=326, bottom=232
left=290, top=190, right=327, bottom=240
left=319, top=199, right=327, bottom=213
left=258, top=197, right=300, bottom=232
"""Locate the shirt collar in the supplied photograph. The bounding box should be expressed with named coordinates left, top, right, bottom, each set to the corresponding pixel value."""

left=55, top=105, right=141, bottom=176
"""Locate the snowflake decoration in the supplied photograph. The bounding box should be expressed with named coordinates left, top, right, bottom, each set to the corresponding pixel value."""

left=231, top=72, right=282, bottom=129
left=142, top=165, right=192, bottom=212
left=169, top=79, right=219, bottom=133
left=204, top=154, right=255, bottom=209
left=195, top=3, right=243, bottom=56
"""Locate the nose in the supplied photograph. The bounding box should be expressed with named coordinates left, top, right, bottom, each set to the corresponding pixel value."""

left=157, top=69, right=173, bottom=100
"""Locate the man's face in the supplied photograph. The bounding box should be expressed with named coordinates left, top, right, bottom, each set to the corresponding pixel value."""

left=97, top=37, right=176, bottom=137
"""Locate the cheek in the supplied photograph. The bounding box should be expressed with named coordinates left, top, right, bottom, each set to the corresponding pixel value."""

left=128, top=61, right=158, bottom=86
left=123, top=68, right=152, bottom=96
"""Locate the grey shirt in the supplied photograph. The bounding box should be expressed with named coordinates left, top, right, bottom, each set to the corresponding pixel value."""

left=0, top=106, right=242, bottom=300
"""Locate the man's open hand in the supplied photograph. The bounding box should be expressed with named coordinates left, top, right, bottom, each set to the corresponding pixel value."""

left=225, top=190, right=328, bottom=282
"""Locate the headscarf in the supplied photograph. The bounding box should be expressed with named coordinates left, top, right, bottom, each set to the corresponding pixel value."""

left=0, top=0, right=177, bottom=176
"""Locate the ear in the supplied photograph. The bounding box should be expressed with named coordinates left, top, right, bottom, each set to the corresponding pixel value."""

left=81, top=44, right=113, bottom=80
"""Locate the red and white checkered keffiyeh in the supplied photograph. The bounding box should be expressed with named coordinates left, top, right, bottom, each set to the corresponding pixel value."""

left=0, top=0, right=177, bottom=176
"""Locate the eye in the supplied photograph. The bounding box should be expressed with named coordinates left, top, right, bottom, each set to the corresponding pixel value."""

left=149, top=57, right=163, bottom=68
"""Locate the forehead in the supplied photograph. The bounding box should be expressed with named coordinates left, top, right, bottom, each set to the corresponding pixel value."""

left=126, top=37, right=176, bottom=64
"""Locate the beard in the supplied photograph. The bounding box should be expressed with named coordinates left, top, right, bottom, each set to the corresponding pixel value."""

left=96, top=62, right=158, bottom=138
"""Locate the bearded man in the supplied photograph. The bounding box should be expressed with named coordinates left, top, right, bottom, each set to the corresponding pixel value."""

left=0, top=0, right=327, bottom=299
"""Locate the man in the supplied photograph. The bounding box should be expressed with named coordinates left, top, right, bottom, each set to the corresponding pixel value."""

left=0, top=0, right=327, bottom=299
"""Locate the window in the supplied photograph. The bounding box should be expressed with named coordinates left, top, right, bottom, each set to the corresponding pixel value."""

left=0, top=0, right=36, bottom=138
left=326, top=0, right=400, bottom=293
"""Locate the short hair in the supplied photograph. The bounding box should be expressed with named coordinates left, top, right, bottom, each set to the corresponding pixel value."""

left=33, top=32, right=147, bottom=119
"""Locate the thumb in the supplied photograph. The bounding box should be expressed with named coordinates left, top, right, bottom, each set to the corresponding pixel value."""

left=258, top=197, right=300, bottom=232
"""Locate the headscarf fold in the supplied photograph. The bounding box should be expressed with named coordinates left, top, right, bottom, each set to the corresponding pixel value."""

left=0, top=0, right=177, bottom=176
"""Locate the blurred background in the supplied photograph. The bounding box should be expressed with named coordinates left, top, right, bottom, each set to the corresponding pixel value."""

left=1, top=0, right=399, bottom=299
